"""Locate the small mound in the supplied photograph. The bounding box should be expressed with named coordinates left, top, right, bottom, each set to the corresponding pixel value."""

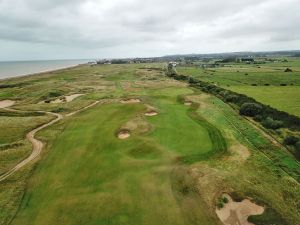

left=120, top=99, right=141, bottom=104
left=145, top=111, right=158, bottom=116
left=216, top=194, right=264, bottom=225
left=0, top=100, right=15, bottom=108
left=118, top=130, right=131, bottom=139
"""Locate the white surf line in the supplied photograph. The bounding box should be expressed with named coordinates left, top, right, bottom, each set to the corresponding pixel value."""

left=0, top=101, right=100, bottom=182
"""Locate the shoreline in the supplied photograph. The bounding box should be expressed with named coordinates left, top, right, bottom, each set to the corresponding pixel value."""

left=0, top=63, right=88, bottom=81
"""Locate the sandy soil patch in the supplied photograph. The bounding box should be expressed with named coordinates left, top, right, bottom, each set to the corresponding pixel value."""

left=118, top=130, right=131, bottom=139
left=0, top=100, right=15, bottom=108
left=65, top=94, right=84, bottom=102
left=216, top=194, right=264, bottom=225
left=51, top=98, right=65, bottom=104
left=40, top=94, right=84, bottom=104
left=184, top=101, right=192, bottom=106
left=120, top=98, right=141, bottom=104
left=145, top=110, right=158, bottom=116
left=228, top=143, right=250, bottom=162
left=0, top=100, right=15, bottom=109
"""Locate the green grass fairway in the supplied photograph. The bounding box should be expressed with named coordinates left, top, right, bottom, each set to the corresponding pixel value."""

left=12, top=88, right=219, bottom=225
left=228, top=86, right=300, bottom=117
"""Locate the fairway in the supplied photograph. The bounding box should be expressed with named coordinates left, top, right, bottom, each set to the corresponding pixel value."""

left=12, top=88, right=218, bottom=225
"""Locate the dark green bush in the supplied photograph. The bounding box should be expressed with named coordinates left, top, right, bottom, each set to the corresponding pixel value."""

left=225, top=94, right=239, bottom=103
left=262, top=117, right=283, bottom=129
left=240, top=103, right=263, bottom=117
left=284, top=136, right=299, bottom=145
left=284, top=68, right=292, bottom=72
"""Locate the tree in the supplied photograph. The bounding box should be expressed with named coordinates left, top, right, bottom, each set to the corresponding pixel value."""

left=239, top=103, right=263, bottom=117
left=284, top=136, right=299, bottom=145
left=284, top=68, right=293, bottom=72
left=262, top=117, right=283, bottom=129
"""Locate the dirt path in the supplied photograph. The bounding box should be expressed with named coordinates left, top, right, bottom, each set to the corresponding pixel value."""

left=0, top=101, right=100, bottom=182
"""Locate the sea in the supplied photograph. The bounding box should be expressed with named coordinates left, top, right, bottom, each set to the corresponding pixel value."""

left=0, top=59, right=90, bottom=79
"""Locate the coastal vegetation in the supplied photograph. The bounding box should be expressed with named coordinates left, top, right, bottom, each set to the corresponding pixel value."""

left=0, top=61, right=299, bottom=225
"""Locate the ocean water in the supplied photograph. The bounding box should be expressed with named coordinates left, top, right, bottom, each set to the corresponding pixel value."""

left=0, top=59, right=89, bottom=79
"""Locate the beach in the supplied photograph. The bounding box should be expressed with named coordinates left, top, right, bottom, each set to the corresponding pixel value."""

left=0, top=59, right=89, bottom=79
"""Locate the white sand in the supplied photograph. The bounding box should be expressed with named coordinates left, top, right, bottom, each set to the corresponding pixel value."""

left=184, top=101, right=192, bottom=106
left=65, top=94, right=84, bottom=102
left=216, top=194, right=264, bottom=225
left=0, top=100, right=15, bottom=108
left=118, top=131, right=131, bottom=139
left=145, top=111, right=158, bottom=116
left=120, top=99, right=141, bottom=104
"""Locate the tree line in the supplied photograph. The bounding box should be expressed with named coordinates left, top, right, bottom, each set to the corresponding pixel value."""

left=166, top=67, right=300, bottom=159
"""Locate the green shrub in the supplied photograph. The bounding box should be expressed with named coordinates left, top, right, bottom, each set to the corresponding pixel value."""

left=240, top=103, right=263, bottom=117
left=284, top=68, right=293, bottom=72
left=261, top=117, right=283, bottom=129
left=284, top=136, right=299, bottom=145
left=225, top=94, right=239, bottom=103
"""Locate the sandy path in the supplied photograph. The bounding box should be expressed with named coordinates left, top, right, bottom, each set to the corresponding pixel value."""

left=0, top=101, right=100, bottom=182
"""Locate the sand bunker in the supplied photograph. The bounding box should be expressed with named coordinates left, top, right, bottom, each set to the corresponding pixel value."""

left=0, top=100, right=15, bottom=108
left=41, top=94, right=84, bottom=104
left=145, top=111, right=158, bottom=116
left=118, top=130, right=131, bottom=139
left=65, top=94, right=84, bottom=102
left=216, top=194, right=264, bottom=225
left=120, top=99, right=141, bottom=104
left=184, top=101, right=192, bottom=106
left=51, top=98, right=64, bottom=104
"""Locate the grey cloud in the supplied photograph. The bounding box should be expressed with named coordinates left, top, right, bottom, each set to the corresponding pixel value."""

left=0, top=0, right=299, bottom=60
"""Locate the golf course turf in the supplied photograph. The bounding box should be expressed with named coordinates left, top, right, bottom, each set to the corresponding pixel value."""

left=0, top=63, right=299, bottom=225
left=12, top=88, right=221, bottom=225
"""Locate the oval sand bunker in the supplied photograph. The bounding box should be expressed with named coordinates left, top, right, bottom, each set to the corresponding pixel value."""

left=145, top=111, right=158, bottom=117
left=120, top=99, right=141, bottom=104
left=216, top=194, right=264, bottom=225
left=118, top=130, right=131, bottom=139
left=0, top=100, right=15, bottom=108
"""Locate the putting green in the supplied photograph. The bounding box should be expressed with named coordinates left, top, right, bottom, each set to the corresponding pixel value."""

left=12, top=88, right=221, bottom=225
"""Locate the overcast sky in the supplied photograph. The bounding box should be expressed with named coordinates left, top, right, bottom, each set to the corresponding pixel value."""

left=0, top=0, right=299, bottom=61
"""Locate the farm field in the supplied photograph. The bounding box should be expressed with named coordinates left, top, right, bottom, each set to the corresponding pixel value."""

left=228, top=86, right=300, bottom=117
left=0, top=63, right=299, bottom=225
left=177, top=57, right=300, bottom=116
